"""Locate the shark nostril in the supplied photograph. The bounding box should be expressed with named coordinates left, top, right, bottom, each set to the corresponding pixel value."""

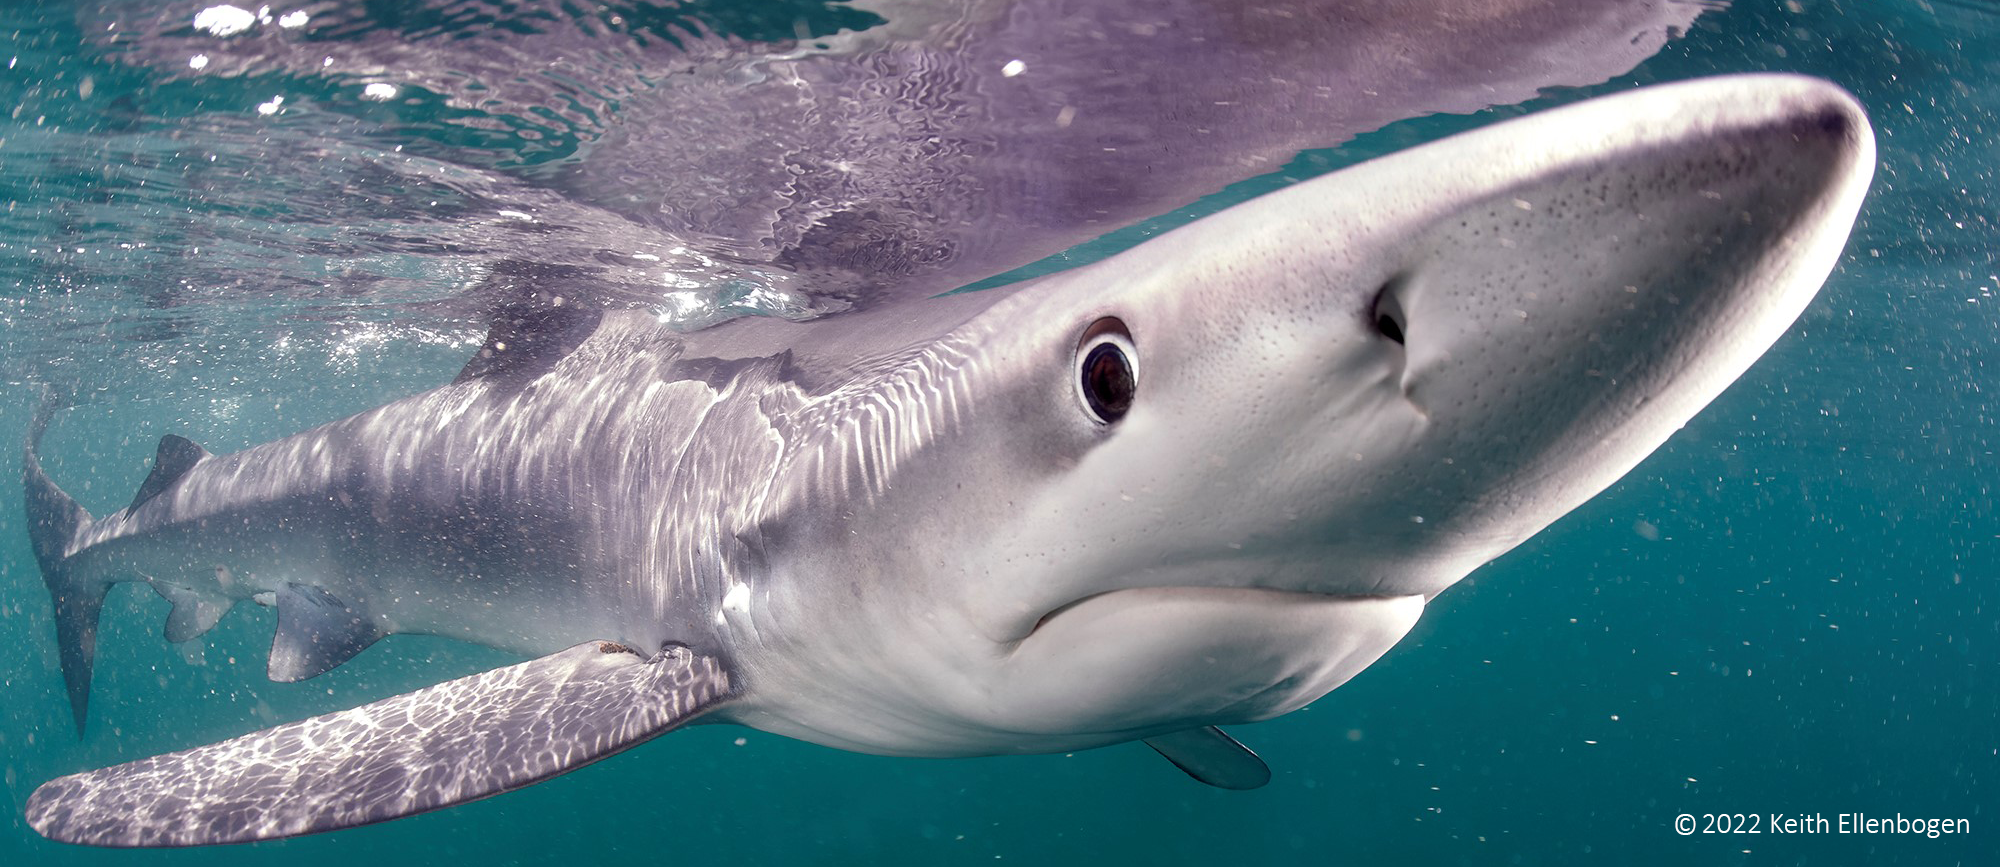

left=1375, top=312, right=1406, bottom=346
left=1371, top=279, right=1408, bottom=346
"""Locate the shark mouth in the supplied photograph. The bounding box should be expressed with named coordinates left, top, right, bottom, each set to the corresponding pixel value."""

left=1024, top=585, right=1415, bottom=638
left=995, top=587, right=1426, bottom=736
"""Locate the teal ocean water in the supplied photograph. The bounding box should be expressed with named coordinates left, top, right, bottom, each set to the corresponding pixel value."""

left=0, top=1, right=1993, bottom=864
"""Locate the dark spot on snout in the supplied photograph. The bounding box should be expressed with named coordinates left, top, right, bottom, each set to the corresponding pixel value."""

left=1807, top=104, right=1856, bottom=138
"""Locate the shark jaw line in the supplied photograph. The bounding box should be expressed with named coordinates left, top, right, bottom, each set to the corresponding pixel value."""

left=1024, top=575, right=1432, bottom=643
left=993, top=586, right=1428, bottom=738
left=1020, top=585, right=1424, bottom=646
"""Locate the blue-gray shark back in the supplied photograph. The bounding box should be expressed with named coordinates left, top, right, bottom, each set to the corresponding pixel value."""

left=23, top=75, right=1874, bottom=847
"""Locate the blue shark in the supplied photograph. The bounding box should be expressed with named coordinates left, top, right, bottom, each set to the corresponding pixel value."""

left=22, top=74, right=1873, bottom=846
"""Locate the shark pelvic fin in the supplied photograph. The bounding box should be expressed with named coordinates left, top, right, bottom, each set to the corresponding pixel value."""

left=268, top=583, right=385, bottom=682
left=1143, top=726, right=1272, bottom=790
left=150, top=582, right=232, bottom=644
left=23, top=390, right=103, bottom=735
left=27, top=641, right=736, bottom=846
left=127, top=434, right=208, bottom=512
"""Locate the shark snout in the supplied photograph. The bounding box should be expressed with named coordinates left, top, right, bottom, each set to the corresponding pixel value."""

left=1360, top=75, right=1873, bottom=554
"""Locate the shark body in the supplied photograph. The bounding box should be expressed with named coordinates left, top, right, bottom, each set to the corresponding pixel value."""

left=23, top=75, right=1873, bottom=846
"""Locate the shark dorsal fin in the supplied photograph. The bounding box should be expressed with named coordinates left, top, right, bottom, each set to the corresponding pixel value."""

left=128, top=434, right=208, bottom=513
left=268, top=584, right=385, bottom=682
left=454, top=298, right=604, bottom=386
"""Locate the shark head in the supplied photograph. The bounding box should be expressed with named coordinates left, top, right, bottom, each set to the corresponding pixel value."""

left=732, top=75, right=1873, bottom=755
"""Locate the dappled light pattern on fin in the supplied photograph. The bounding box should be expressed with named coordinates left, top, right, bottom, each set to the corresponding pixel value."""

left=27, top=642, right=734, bottom=847
left=1144, top=726, right=1271, bottom=790
left=453, top=291, right=604, bottom=388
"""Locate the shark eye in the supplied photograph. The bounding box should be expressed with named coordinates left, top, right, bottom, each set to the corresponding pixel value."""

left=1076, top=317, right=1136, bottom=425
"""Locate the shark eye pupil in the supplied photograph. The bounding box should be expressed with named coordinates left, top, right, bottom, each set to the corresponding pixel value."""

left=1075, top=317, right=1137, bottom=425
left=1083, top=343, right=1135, bottom=422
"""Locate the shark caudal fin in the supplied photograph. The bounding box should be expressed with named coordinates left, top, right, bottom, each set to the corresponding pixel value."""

left=28, top=641, right=736, bottom=847
left=22, top=391, right=104, bottom=736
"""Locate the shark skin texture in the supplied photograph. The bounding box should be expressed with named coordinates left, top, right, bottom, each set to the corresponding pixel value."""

left=21, top=74, right=1874, bottom=846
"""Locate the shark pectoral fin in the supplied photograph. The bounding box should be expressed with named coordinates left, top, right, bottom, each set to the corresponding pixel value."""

left=149, top=582, right=232, bottom=644
left=268, top=583, right=385, bottom=682
left=1143, top=726, right=1272, bottom=790
left=27, top=641, right=735, bottom=847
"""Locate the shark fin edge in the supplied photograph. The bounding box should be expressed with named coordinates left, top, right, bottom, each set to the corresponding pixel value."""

left=1143, top=726, right=1272, bottom=790
left=23, top=392, right=103, bottom=735
left=150, top=582, right=233, bottom=644
left=454, top=294, right=603, bottom=386
left=128, top=435, right=209, bottom=512
left=27, top=641, right=736, bottom=847
left=268, top=583, right=385, bottom=682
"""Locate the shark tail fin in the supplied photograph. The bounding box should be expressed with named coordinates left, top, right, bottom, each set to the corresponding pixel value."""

left=22, top=391, right=104, bottom=736
left=28, top=641, right=737, bottom=847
